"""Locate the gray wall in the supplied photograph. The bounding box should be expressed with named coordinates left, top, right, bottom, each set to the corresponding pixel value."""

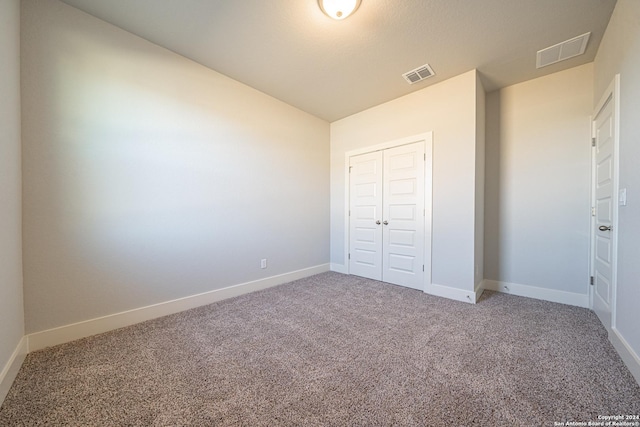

left=0, top=0, right=24, bottom=393
left=484, top=64, right=593, bottom=295
left=330, top=70, right=480, bottom=292
left=593, top=0, right=640, bottom=372
left=21, top=0, right=330, bottom=333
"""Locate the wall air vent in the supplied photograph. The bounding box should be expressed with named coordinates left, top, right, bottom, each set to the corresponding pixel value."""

left=402, top=63, right=435, bottom=84
left=536, top=32, right=591, bottom=68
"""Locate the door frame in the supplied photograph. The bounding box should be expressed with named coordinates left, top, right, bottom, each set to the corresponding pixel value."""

left=590, top=74, right=620, bottom=329
left=343, top=132, right=433, bottom=290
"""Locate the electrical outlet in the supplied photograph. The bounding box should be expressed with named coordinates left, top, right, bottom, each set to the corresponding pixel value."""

left=261, top=259, right=267, bottom=269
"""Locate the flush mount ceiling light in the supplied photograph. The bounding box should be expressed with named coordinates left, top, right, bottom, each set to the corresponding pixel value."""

left=318, top=0, right=361, bottom=20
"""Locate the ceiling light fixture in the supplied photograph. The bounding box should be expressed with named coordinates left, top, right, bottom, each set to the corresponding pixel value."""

left=318, top=0, right=361, bottom=20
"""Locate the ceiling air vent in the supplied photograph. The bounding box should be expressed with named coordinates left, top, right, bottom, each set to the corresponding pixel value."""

left=536, top=32, right=591, bottom=68
left=402, top=63, right=435, bottom=84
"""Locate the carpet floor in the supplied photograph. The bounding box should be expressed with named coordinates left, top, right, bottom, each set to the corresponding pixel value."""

left=1, top=272, right=639, bottom=426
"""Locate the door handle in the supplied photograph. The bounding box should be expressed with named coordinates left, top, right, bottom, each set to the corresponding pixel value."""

left=383, top=220, right=389, bottom=225
left=375, top=220, right=381, bottom=225
left=599, top=225, right=612, bottom=231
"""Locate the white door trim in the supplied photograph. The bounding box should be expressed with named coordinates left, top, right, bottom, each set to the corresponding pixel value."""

left=343, top=132, right=433, bottom=290
left=589, top=116, right=596, bottom=311
left=590, top=74, right=620, bottom=329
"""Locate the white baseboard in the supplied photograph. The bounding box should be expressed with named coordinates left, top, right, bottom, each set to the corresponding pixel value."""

left=330, top=263, right=348, bottom=274
left=482, top=279, right=589, bottom=308
left=610, top=327, right=640, bottom=386
left=425, top=283, right=479, bottom=304
left=28, top=264, right=330, bottom=352
left=0, top=336, right=28, bottom=406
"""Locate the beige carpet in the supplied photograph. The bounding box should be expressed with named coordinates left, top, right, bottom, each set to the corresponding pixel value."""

left=1, top=272, right=639, bottom=426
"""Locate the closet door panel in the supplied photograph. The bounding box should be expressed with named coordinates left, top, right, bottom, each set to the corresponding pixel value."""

left=382, top=142, right=425, bottom=289
left=349, top=151, right=383, bottom=280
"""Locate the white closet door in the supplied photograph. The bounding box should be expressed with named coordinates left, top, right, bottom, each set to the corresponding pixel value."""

left=382, top=142, right=425, bottom=289
left=349, top=151, right=383, bottom=280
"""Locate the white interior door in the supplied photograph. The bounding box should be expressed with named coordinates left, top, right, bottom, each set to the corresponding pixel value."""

left=593, top=95, right=615, bottom=328
left=349, top=151, right=383, bottom=280
left=348, top=141, right=426, bottom=290
left=382, top=143, right=425, bottom=289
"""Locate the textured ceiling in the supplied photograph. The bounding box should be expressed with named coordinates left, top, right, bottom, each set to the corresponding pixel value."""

left=58, top=0, right=617, bottom=122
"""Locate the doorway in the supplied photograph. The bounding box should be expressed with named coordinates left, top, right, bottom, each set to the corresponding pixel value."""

left=591, top=75, right=620, bottom=330
left=346, top=133, right=433, bottom=291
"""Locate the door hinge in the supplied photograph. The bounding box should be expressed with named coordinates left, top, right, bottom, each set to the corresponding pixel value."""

left=349, top=210, right=351, bottom=217
left=348, top=253, right=351, bottom=260
left=591, top=207, right=596, bottom=217
left=422, top=265, right=425, bottom=272
left=592, top=137, right=596, bottom=147
left=349, top=166, right=353, bottom=173
left=590, top=276, right=594, bottom=286
left=424, top=153, right=426, bottom=161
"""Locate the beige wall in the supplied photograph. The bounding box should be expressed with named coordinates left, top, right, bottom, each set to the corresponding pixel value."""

left=484, top=64, right=593, bottom=295
left=593, top=0, right=640, bottom=380
left=21, top=0, right=330, bottom=333
left=0, top=0, right=24, bottom=399
left=330, top=70, right=480, bottom=292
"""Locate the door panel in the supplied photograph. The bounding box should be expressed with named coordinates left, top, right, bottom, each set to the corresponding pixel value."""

left=388, top=253, right=415, bottom=273
left=349, top=151, right=383, bottom=280
left=593, top=97, right=614, bottom=328
left=389, top=178, right=416, bottom=195
left=382, top=142, right=425, bottom=289
left=388, top=229, right=415, bottom=247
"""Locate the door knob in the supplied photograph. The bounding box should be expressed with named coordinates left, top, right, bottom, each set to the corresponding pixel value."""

left=375, top=220, right=381, bottom=225
left=599, top=225, right=612, bottom=231
left=383, top=220, right=389, bottom=225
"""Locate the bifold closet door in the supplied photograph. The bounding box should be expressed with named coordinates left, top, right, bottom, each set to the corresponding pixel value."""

left=349, top=142, right=425, bottom=289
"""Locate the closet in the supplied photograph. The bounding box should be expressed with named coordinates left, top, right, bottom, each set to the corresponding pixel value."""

left=348, top=141, right=427, bottom=290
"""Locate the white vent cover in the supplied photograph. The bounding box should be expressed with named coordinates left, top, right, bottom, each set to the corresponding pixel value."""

left=402, top=63, right=435, bottom=84
left=536, top=32, right=591, bottom=68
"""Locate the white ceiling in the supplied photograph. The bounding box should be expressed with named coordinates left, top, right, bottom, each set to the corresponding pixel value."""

left=59, top=0, right=617, bottom=122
